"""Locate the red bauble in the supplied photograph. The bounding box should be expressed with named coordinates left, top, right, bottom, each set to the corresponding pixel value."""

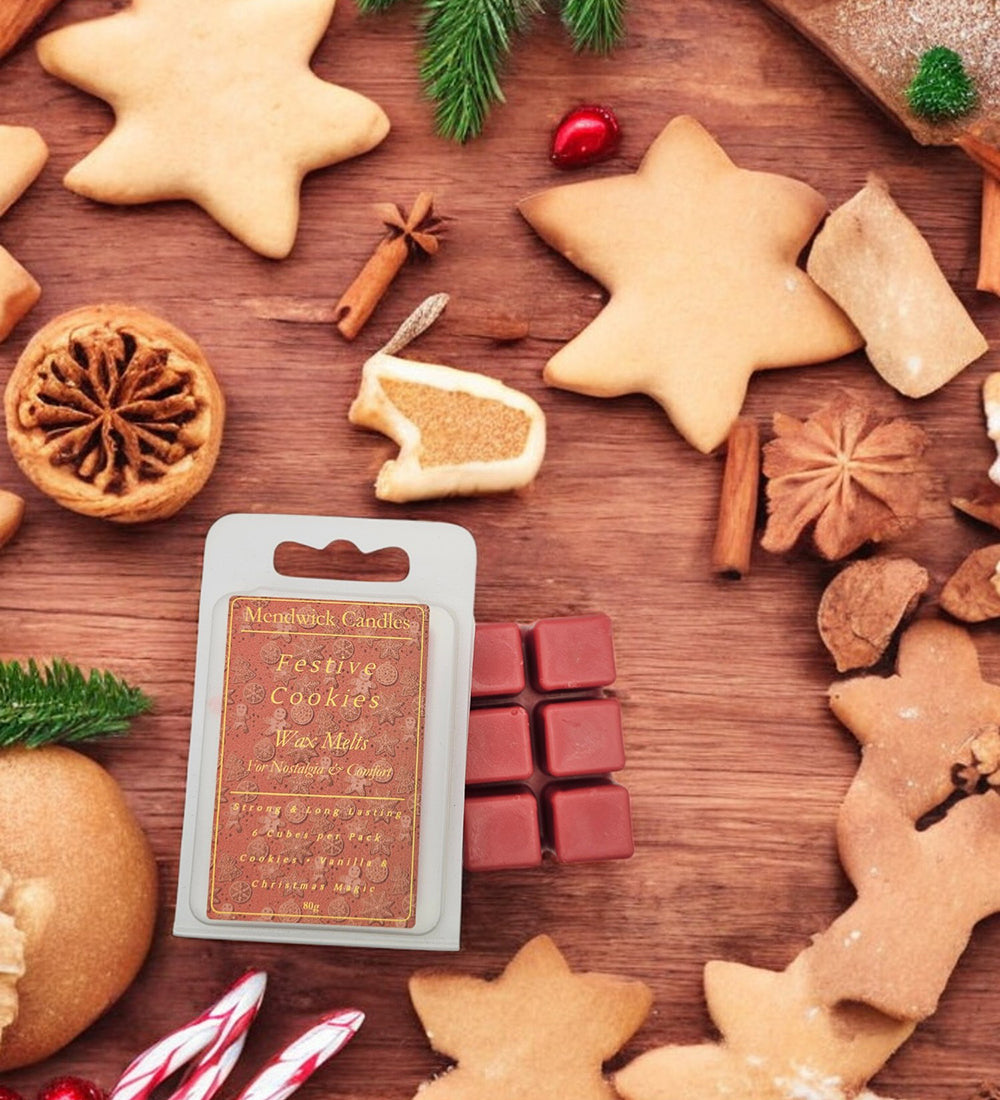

left=37, top=1078, right=106, bottom=1100
left=550, top=105, right=621, bottom=169
left=0, top=1087, right=26, bottom=1100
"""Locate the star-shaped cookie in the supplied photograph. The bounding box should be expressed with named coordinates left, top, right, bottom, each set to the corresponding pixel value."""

left=408, top=934, right=652, bottom=1100
left=615, top=955, right=912, bottom=1100
left=0, top=125, right=48, bottom=341
left=36, top=0, right=390, bottom=259
left=518, top=115, right=862, bottom=453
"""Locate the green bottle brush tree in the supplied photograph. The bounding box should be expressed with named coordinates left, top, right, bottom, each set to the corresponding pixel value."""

left=356, top=0, right=627, bottom=142
left=905, top=45, right=977, bottom=122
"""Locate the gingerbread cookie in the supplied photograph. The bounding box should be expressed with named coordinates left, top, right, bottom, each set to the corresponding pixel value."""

left=409, top=934, right=652, bottom=1100
left=806, top=174, right=987, bottom=397
left=35, top=0, right=389, bottom=259
left=807, top=620, right=1000, bottom=1020
left=517, top=115, right=861, bottom=454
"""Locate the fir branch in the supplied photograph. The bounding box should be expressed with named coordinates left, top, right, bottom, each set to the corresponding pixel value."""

left=560, top=0, right=626, bottom=53
left=0, top=658, right=152, bottom=748
left=420, top=0, right=542, bottom=142
left=355, top=0, right=406, bottom=11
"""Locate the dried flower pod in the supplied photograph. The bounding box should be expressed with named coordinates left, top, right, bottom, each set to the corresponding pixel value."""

left=4, top=305, right=224, bottom=522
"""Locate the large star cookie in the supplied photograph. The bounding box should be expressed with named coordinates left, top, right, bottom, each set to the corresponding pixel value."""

left=409, top=934, right=652, bottom=1099
left=36, top=0, right=389, bottom=259
left=615, top=954, right=912, bottom=1100
left=518, top=115, right=862, bottom=453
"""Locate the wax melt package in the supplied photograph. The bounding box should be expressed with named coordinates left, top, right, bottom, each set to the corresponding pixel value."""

left=174, top=514, right=477, bottom=950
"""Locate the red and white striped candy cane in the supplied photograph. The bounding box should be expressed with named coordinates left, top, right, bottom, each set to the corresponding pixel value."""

left=110, top=971, right=268, bottom=1100
left=234, top=1008, right=365, bottom=1100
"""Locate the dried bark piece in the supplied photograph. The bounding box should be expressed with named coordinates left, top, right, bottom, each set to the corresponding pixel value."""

left=806, top=173, right=987, bottom=397
left=818, top=557, right=929, bottom=672
left=4, top=305, right=225, bottom=523
left=940, top=544, right=1000, bottom=623
left=761, top=392, right=930, bottom=561
left=952, top=490, right=1000, bottom=531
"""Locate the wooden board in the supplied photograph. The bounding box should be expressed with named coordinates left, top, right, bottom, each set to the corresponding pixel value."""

left=759, top=0, right=1000, bottom=145
left=0, top=1, right=998, bottom=1098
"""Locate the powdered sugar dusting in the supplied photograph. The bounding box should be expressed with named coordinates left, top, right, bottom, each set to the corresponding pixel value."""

left=812, top=0, right=1000, bottom=140
left=838, top=1, right=999, bottom=100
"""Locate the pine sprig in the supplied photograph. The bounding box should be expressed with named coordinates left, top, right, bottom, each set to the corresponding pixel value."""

left=420, top=0, right=542, bottom=143
left=561, top=0, right=625, bottom=52
left=0, top=658, right=152, bottom=748
left=355, top=0, right=406, bottom=11
left=358, top=0, right=627, bottom=141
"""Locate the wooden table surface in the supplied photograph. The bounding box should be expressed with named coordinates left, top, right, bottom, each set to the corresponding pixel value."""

left=1, top=1, right=998, bottom=1097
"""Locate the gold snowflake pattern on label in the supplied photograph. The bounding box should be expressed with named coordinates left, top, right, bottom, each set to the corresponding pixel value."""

left=207, top=595, right=429, bottom=927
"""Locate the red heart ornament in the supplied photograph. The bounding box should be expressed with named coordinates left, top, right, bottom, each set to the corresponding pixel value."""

left=550, top=105, right=621, bottom=169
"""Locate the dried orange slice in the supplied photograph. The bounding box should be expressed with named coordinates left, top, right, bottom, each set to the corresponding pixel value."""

left=4, top=304, right=224, bottom=522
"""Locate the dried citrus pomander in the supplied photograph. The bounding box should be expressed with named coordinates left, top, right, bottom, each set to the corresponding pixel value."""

left=3, top=304, right=224, bottom=522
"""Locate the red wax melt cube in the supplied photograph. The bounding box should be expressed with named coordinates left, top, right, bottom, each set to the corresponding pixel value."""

left=463, top=789, right=542, bottom=871
left=539, top=697, right=625, bottom=777
left=471, top=622, right=526, bottom=698
left=529, top=613, right=616, bottom=692
left=465, top=706, right=534, bottom=785
left=543, top=782, right=633, bottom=863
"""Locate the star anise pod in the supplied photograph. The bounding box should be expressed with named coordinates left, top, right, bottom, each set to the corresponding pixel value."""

left=4, top=305, right=224, bottom=523
left=760, top=392, right=930, bottom=561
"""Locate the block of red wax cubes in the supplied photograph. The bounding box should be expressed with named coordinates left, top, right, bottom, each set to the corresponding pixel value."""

left=463, top=614, right=633, bottom=871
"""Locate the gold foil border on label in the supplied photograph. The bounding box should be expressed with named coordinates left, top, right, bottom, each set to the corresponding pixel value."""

left=207, top=595, right=429, bottom=928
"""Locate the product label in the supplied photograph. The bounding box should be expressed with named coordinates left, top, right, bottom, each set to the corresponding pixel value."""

left=207, top=595, right=429, bottom=927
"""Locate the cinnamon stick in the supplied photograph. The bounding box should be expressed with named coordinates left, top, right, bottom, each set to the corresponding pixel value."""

left=0, top=0, right=64, bottom=59
left=977, top=171, right=1000, bottom=296
left=333, top=235, right=409, bottom=340
left=711, top=417, right=761, bottom=578
left=334, top=192, right=442, bottom=341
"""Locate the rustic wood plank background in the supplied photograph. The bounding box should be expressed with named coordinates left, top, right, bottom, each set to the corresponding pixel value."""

left=0, top=1, right=998, bottom=1097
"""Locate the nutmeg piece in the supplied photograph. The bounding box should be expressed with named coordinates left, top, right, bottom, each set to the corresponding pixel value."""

left=4, top=305, right=224, bottom=523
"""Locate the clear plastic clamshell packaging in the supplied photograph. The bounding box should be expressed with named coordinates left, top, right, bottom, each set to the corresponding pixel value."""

left=175, top=514, right=477, bottom=950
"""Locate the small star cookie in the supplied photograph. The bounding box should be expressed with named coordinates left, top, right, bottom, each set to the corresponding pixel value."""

left=518, top=115, right=862, bottom=454
left=0, top=125, right=48, bottom=341
left=36, top=0, right=389, bottom=259
left=408, top=934, right=652, bottom=1100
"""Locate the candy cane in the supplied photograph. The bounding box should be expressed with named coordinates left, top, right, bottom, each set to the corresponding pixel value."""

left=233, top=1009, right=365, bottom=1100
left=110, top=971, right=268, bottom=1100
